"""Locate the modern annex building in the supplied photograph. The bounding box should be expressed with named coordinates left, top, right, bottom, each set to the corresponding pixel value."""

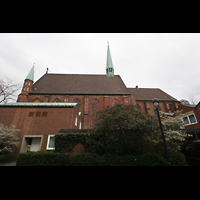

left=0, top=44, right=180, bottom=155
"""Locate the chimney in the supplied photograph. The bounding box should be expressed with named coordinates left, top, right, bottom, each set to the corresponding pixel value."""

left=136, top=85, right=139, bottom=90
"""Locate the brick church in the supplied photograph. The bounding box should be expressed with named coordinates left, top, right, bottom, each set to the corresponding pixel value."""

left=0, top=43, right=180, bottom=155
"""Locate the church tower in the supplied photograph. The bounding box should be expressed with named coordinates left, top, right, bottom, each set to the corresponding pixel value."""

left=106, top=42, right=114, bottom=77
left=21, top=64, right=34, bottom=95
left=17, top=64, right=35, bottom=102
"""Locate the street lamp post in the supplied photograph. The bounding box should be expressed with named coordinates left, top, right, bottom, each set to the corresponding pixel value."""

left=152, top=98, right=171, bottom=166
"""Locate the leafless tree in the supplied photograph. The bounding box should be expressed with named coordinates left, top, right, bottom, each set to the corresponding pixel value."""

left=0, top=78, right=21, bottom=104
left=188, top=94, right=199, bottom=105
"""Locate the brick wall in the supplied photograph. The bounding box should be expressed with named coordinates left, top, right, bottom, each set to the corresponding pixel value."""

left=178, top=104, right=200, bottom=129
left=17, top=93, right=136, bottom=129
left=0, top=105, right=79, bottom=156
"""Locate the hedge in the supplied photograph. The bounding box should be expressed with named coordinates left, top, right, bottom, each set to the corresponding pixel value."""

left=17, top=151, right=177, bottom=166
left=16, top=151, right=105, bottom=166
left=0, top=155, right=16, bottom=164
left=54, top=131, right=146, bottom=156
left=54, top=132, right=89, bottom=153
left=16, top=151, right=56, bottom=166
left=137, top=152, right=167, bottom=166
left=102, top=154, right=138, bottom=166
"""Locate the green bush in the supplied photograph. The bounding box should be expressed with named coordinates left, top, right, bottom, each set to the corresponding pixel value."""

left=0, top=154, right=15, bottom=164
left=54, top=153, right=106, bottom=166
left=102, top=154, right=120, bottom=166
left=102, top=154, right=138, bottom=166
left=85, top=130, right=146, bottom=156
left=17, top=151, right=105, bottom=166
left=137, top=152, right=167, bottom=166
left=54, top=153, right=72, bottom=166
left=54, top=132, right=89, bottom=153
left=16, top=151, right=56, bottom=166
left=71, top=153, right=106, bottom=166
left=169, top=152, right=188, bottom=166
left=16, top=151, right=170, bottom=166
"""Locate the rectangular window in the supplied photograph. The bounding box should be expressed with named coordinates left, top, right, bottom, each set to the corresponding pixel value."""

left=35, top=112, right=41, bottom=117
left=28, top=112, right=34, bottom=117
left=183, top=116, right=189, bottom=125
left=182, top=113, right=197, bottom=126
left=189, top=114, right=197, bottom=124
left=75, top=115, right=78, bottom=126
left=42, top=112, right=48, bottom=117
left=46, top=135, right=55, bottom=150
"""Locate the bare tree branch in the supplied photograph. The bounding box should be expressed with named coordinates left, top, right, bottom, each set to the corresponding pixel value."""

left=188, top=94, right=199, bottom=105
left=0, top=78, right=21, bottom=104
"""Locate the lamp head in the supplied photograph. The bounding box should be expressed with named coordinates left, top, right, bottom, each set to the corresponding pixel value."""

left=153, top=98, right=159, bottom=107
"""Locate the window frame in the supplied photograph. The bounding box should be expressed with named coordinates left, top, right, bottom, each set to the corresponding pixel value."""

left=75, top=115, right=78, bottom=126
left=181, top=113, right=197, bottom=126
left=46, top=135, right=55, bottom=150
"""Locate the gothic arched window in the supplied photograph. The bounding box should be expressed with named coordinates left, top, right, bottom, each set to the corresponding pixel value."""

left=137, top=104, right=141, bottom=111
left=74, top=98, right=81, bottom=112
left=92, top=99, right=100, bottom=127
left=54, top=98, right=61, bottom=102
left=112, top=100, right=118, bottom=107
left=169, top=104, right=174, bottom=112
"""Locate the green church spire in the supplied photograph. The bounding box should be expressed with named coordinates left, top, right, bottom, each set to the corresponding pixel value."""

left=26, top=64, right=34, bottom=81
left=106, top=42, right=114, bottom=77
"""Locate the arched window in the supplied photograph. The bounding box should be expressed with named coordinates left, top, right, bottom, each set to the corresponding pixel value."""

left=54, top=99, right=60, bottom=102
left=169, top=104, right=174, bottom=112
left=154, top=106, right=161, bottom=118
left=74, top=99, right=81, bottom=112
left=92, top=99, right=100, bottom=127
left=137, top=104, right=141, bottom=111
left=112, top=100, right=118, bottom=107
left=34, top=98, right=42, bottom=102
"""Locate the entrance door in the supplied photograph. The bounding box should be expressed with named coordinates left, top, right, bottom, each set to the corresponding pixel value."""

left=20, top=136, right=43, bottom=153
left=30, top=138, right=41, bottom=152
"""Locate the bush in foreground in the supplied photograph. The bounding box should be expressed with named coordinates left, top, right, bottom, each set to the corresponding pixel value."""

left=0, top=154, right=16, bottom=164
left=16, top=151, right=56, bottom=166
left=16, top=151, right=178, bottom=166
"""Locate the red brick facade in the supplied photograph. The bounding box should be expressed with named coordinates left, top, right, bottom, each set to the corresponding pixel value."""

left=178, top=103, right=200, bottom=130
left=17, top=93, right=135, bottom=129
left=0, top=104, right=80, bottom=156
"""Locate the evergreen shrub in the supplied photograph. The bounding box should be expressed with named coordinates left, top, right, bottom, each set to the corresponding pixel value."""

left=16, top=151, right=56, bottom=166
left=0, top=154, right=15, bottom=164
left=54, top=153, right=106, bottom=166
left=102, top=154, right=138, bottom=166
left=169, top=152, right=188, bottom=166
left=137, top=152, right=167, bottom=166
left=54, top=132, right=89, bottom=153
left=16, top=151, right=105, bottom=166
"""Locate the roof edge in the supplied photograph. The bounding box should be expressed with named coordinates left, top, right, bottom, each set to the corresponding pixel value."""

left=0, top=102, right=78, bottom=108
left=28, top=92, right=132, bottom=95
left=136, top=99, right=180, bottom=102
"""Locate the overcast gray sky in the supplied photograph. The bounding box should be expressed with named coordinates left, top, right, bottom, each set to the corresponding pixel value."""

left=1, top=33, right=200, bottom=103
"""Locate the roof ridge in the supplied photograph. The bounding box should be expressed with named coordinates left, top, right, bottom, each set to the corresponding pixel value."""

left=128, top=87, right=160, bottom=90
left=45, top=73, right=120, bottom=76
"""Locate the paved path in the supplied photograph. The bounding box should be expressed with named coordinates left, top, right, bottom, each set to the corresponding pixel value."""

left=0, top=162, right=16, bottom=166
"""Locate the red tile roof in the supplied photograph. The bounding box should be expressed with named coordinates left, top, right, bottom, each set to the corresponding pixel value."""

left=128, top=88, right=178, bottom=101
left=29, top=73, right=178, bottom=101
left=30, top=74, right=129, bottom=95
